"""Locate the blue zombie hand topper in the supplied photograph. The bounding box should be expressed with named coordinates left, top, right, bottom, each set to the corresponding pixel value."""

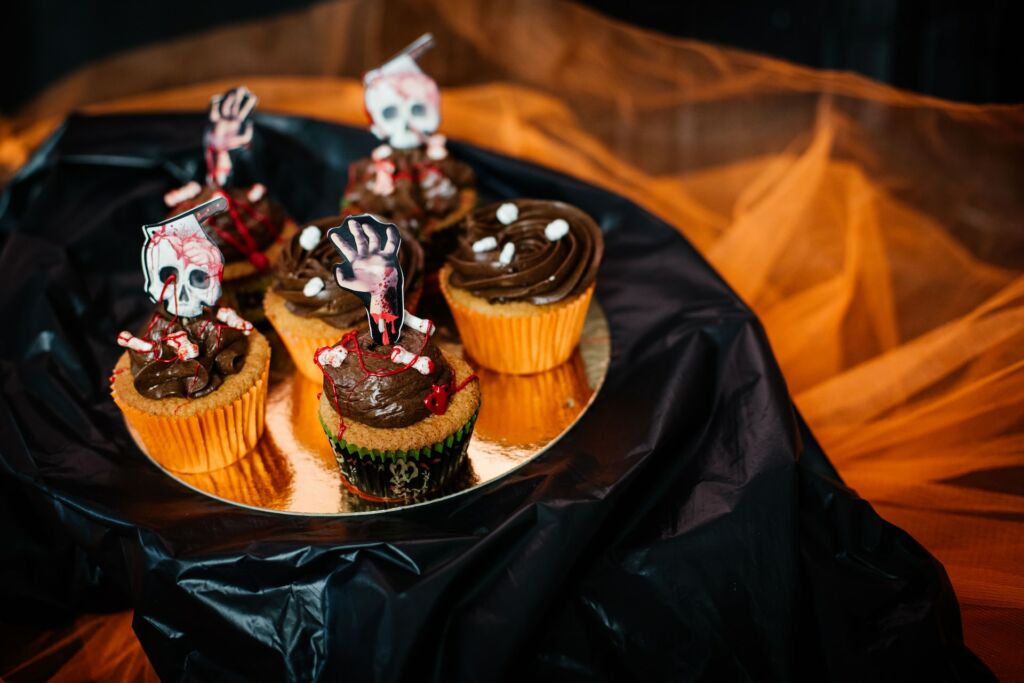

left=328, top=215, right=406, bottom=345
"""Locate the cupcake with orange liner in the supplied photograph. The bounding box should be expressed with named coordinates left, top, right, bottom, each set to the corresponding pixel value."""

left=263, top=217, right=424, bottom=383
left=110, top=196, right=270, bottom=474
left=474, top=350, right=590, bottom=445
left=440, top=199, right=604, bottom=374
left=164, top=86, right=297, bottom=321
left=315, top=215, right=480, bottom=502
left=343, top=33, right=476, bottom=272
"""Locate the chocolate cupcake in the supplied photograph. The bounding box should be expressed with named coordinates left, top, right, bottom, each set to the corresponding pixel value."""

left=440, top=199, right=603, bottom=374
left=111, top=197, right=270, bottom=473
left=314, top=215, right=480, bottom=502
left=263, top=218, right=424, bottom=383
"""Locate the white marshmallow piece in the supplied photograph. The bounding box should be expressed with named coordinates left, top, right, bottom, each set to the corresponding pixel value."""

left=163, top=181, right=202, bottom=207
left=390, top=346, right=435, bottom=375
left=298, top=225, right=322, bottom=251
left=544, top=218, right=570, bottom=241
left=403, top=311, right=435, bottom=336
left=303, top=276, right=325, bottom=297
left=316, top=345, right=349, bottom=368
left=496, top=202, right=519, bottom=225
left=116, top=331, right=154, bottom=354
left=498, top=242, right=516, bottom=266
left=216, top=307, right=254, bottom=335
left=247, top=183, right=267, bottom=203
left=164, top=331, right=200, bottom=360
left=472, top=236, right=498, bottom=253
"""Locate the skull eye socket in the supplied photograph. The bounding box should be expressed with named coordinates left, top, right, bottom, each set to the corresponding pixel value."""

left=382, top=105, right=399, bottom=120
left=410, top=102, right=427, bottom=117
left=189, top=269, right=211, bottom=288
left=159, top=266, right=179, bottom=283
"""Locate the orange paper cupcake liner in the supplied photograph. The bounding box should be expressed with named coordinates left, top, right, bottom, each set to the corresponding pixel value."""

left=441, top=276, right=595, bottom=374
left=113, top=356, right=270, bottom=474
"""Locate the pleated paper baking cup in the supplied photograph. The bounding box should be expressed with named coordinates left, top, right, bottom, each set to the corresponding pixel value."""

left=440, top=269, right=595, bottom=374
left=111, top=334, right=271, bottom=474
left=320, top=409, right=478, bottom=502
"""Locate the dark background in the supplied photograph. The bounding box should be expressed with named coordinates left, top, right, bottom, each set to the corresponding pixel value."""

left=2, top=0, right=1021, bottom=114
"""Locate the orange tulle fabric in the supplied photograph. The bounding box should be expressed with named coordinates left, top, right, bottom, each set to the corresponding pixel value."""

left=2, top=0, right=1022, bottom=679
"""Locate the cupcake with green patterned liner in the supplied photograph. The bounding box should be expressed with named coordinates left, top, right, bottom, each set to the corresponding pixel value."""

left=315, top=214, right=480, bottom=502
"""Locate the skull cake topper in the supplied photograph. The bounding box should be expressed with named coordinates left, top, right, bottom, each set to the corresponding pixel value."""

left=328, top=215, right=406, bottom=345
left=205, top=85, right=258, bottom=186
left=141, top=197, right=228, bottom=318
left=363, top=33, right=440, bottom=150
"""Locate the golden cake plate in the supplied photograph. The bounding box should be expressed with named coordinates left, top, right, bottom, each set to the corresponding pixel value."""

left=134, top=301, right=611, bottom=515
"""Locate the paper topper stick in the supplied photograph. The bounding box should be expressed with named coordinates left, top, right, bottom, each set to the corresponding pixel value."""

left=205, top=85, right=258, bottom=186
left=363, top=34, right=440, bottom=150
left=328, top=215, right=406, bottom=345
left=141, top=196, right=227, bottom=318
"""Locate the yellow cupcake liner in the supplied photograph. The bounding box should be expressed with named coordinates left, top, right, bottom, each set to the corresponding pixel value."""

left=113, top=356, right=270, bottom=474
left=441, top=276, right=595, bottom=375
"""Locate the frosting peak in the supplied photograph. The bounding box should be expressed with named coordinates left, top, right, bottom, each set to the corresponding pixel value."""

left=446, top=199, right=603, bottom=305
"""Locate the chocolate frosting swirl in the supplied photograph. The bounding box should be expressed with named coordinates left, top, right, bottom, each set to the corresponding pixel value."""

left=129, top=306, right=249, bottom=399
left=272, top=218, right=424, bottom=329
left=344, top=147, right=475, bottom=236
left=321, top=328, right=452, bottom=429
left=446, top=199, right=603, bottom=304
left=169, top=185, right=285, bottom=261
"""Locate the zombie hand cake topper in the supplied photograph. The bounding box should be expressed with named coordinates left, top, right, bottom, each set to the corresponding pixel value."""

left=205, top=86, right=257, bottom=186
left=141, top=196, right=228, bottom=318
left=363, top=33, right=440, bottom=150
left=328, top=215, right=406, bottom=345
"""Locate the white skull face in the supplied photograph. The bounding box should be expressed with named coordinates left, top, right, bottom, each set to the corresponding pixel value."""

left=142, top=216, right=224, bottom=318
left=365, top=69, right=440, bottom=149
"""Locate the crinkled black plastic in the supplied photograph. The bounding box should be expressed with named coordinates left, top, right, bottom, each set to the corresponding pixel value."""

left=0, top=113, right=993, bottom=682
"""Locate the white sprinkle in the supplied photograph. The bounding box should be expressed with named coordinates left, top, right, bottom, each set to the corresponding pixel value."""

left=303, top=276, right=325, bottom=297
left=371, top=144, right=393, bottom=161
left=298, top=225, right=322, bottom=250
left=498, top=242, right=516, bottom=266
left=544, top=218, right=570, bottom=241
left=317, top=345, right=348, bottom=368
left=472, top=236, right=498, bottom=252
left=247, top=183, right=267, bottom=203
left=496, top=203, right=519, bottom=225
left=403, top=311, right=435, bottom=335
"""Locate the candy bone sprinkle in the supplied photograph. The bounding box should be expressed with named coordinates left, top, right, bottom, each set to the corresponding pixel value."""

left=544, top=218, right=570, bottom=241
left=391, top=346, right=434, bottom=375
left=163, top=181, right=202, bottom=207
left=371, top=144, right=393, bottom=161
left=316, top=345, right=349, bottom=368
left=496, top=203, right=519, bottom=225
left=303, top=276, right=325, bottom=297
left=247, top=183, right=267, bottom=203
left=472, top=236, right=498, bottom=253
left=498, top=242, right=516, bottom=266
left=425, top=134, right=448, bottom=160
left=164, top=331, right=200, bottom=360
left=403, top=311, right=435, bottom=335
left=117, top=331, right=155, bottom=355
left=298, top=225, right=322, bottom=251
left=216, top=307, right=254, bottom=335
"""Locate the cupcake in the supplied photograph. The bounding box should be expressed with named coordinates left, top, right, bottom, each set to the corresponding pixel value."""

left=264, top=218, right=424, bottom=383
left=110, top=196, right=270, bottom=473
left=164, top=86, right=296, bottom=321
left=315, top=215, right=480, bottom=502
left=344, top=33, right=476, bottom=270
left=441, top=199, right=604, bottom=374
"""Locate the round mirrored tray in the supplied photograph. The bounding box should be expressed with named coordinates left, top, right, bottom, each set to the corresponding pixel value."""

left=132, top=298, right=610, bottom=515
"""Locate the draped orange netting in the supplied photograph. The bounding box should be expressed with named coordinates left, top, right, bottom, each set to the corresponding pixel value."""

left=1, top=0, right=1022, bottom=679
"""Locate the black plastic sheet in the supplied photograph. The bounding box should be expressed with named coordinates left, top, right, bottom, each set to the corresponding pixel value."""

left=0, top=113, right=993, bottom=682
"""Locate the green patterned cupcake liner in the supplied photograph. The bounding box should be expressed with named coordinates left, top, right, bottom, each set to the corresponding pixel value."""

left=319, top=411, right=478, bottom=502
